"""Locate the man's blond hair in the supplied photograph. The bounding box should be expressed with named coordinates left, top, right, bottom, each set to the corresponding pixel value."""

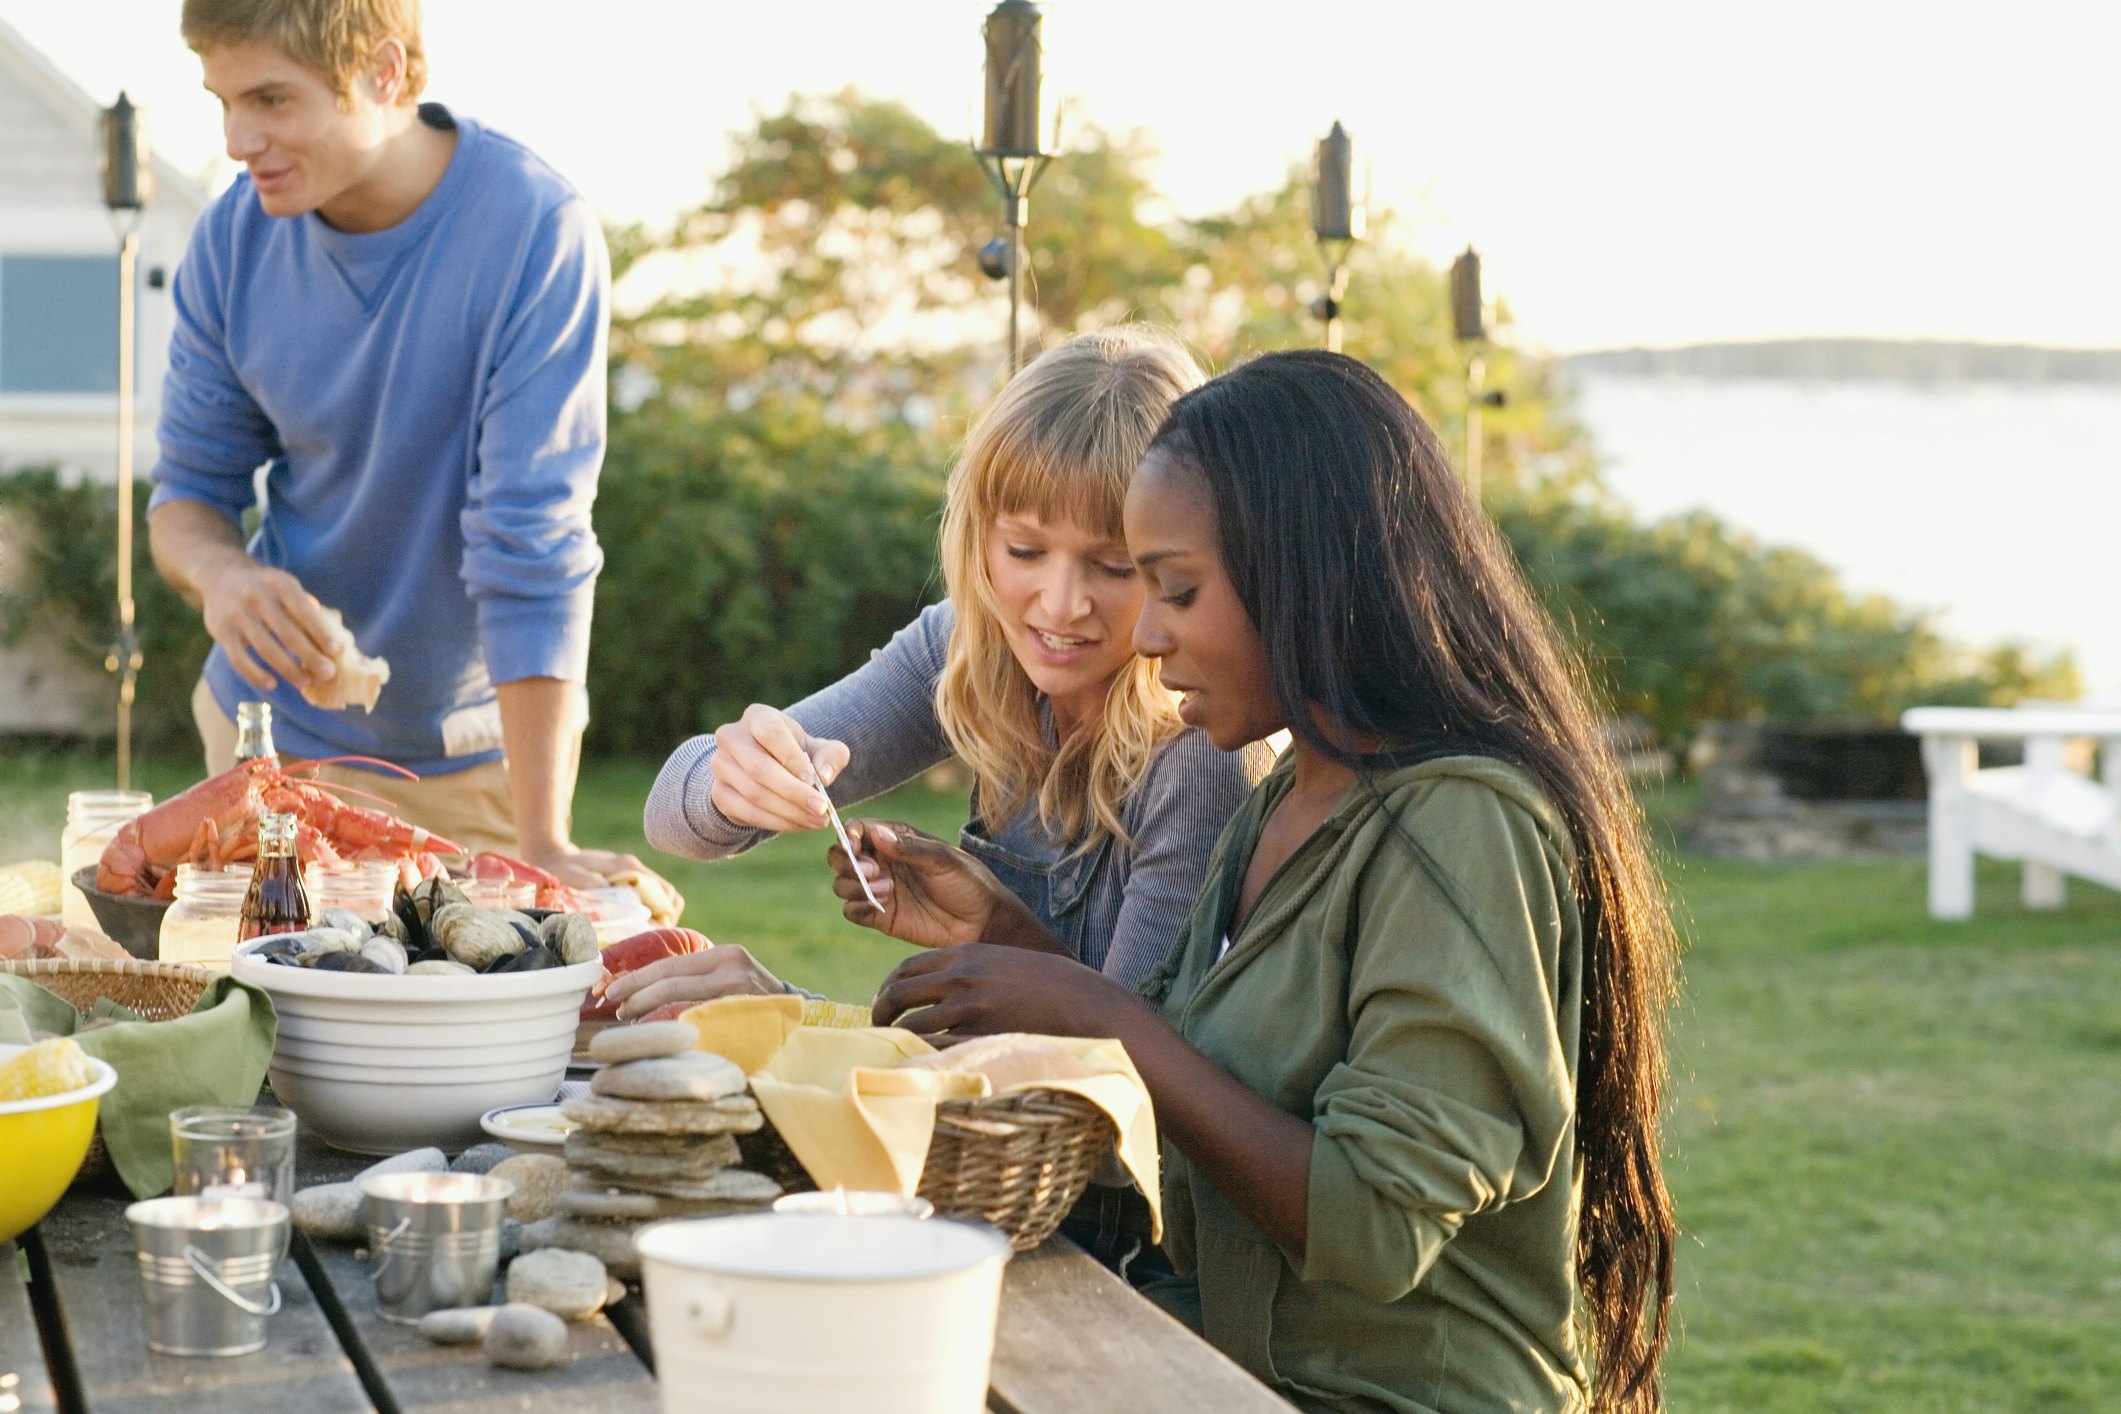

left=182, top=0, right=427, bottom=106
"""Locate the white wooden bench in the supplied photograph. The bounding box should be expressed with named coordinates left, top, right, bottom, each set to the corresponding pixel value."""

left=1901, top=706, right=2121, bottom=919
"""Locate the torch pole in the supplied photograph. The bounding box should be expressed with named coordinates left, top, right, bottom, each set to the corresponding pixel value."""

left=113, top=230, right=140, bottom=790
left=1006, top=191, right=1025, bottom=374
left=1464, top=353, right=1485, bottom=503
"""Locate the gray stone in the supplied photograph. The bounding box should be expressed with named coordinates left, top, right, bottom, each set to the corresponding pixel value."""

left=357, top=1147, right=448, bottom=1182
left=565, top=1166, right=780, bottom=1204
left=484, top=1303, right=568, bottom=1370
left=557, top=1185, right=769, bottom=1222
left=489, top=1153, right=570, bottom=1223
left=497, top=1217, right=525, bottom=1264
left=590, top=1052, right=747, bottom=1102
left=289, top=1182, right=364, bottom=1241
left=519, top=1216, right=647, bottom=1278
left=450, top=1142, right=515, bottom=1175
left=418, top=1306, right=500, bottom=1345
left=587, top=1019, right=700, bottom=1064
left=560, top=1093, right=763, bottom=1135
left=506, top=1248, right=609, bottom=1321
left=565, top=1130, right=739, bottom=1184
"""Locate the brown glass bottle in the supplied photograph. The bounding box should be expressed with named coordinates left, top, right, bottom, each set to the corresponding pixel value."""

left=239, top=811, right=312, bottom=942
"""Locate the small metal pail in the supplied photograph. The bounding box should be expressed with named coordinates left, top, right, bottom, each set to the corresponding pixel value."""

left=361, top=1171, right=515, bottom=1324
left=126, top=1196, right=288, bottom=1357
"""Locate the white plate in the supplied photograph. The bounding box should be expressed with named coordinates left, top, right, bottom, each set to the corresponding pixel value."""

left=479, top=1102, right=578, bottom=1148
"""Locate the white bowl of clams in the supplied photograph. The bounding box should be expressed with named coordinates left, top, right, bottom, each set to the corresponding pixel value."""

left=231, top=877, right=605, bottom=1155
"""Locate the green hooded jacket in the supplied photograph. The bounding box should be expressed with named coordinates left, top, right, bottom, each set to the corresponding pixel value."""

left=1139, top=753, right=1590, bottom=1413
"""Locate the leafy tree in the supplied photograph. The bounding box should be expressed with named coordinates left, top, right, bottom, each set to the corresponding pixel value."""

left=592, top=89, right=2071, bottom=756
left=0, top=91, right=2075, bottom=761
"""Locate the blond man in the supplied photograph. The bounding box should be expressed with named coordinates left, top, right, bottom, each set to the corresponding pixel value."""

left=148, top=0, right=656, bottom=892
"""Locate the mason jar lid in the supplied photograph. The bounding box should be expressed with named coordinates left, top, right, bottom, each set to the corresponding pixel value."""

left=66, top=790, right=153, bottom=826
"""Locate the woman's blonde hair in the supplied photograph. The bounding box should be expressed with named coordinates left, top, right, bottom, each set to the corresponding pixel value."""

left=935, top=326, right=1204, bottom=849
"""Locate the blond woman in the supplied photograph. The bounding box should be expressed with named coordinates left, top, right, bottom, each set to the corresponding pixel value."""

left=636, top=328, right=1260, bottom=1012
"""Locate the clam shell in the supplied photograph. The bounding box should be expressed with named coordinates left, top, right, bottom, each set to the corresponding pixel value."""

left=432, top=903, right=527, bottom=969
left=406, top=958, right=475, bottom=976
left=540, top=912, right=599, bottom=966
left=293, top=927, right=364, bottom=960
left=373, top=910, right=410, bottom=946
left=490, top=943, right=563, bottom=973
left=313, top=951, right=389, bottom=973
left=412, top=875, right=470, bottom=931
left=317, top=907, right=375, bottom=937
left=359, top=937, right=408, bottom=974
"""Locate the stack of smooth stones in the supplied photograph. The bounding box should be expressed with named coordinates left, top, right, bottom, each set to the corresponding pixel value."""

left=519, top=1019, right=782, bottom=1277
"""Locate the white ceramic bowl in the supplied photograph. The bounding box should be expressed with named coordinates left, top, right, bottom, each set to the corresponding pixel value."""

left=233, top=934, right=602, bottom=1156
left=586, top=887, right=655, bottom=947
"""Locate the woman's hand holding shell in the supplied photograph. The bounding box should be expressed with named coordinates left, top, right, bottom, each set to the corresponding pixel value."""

left=708, top=704, right=852, bottom=834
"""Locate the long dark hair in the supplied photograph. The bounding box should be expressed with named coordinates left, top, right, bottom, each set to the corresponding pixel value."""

left=1148, top=350, right=1678, bottom=1411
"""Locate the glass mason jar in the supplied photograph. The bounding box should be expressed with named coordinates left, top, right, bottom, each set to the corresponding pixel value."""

left=160, top=864, right=254, bottom=969
left=60, top=789, right=154, bottom=928
left=461, top=879, right=535, bottom=911
left=307, top=860, right=399, bottom=924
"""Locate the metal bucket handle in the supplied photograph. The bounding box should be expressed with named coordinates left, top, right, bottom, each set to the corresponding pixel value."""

left=368, top=1217, right=413, bottom=1283
left=182, top=1244, right=283, bottom=1318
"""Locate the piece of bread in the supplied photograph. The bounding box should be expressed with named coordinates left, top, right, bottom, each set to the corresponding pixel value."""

left=608, top=868, right=685, bottom=927
left=897, top=1032, right=1095, bottom=1091
left=301, top=606, right=391, bottom=713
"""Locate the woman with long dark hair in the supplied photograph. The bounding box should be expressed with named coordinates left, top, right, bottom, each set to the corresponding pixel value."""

left=858, top=350, right=1679, bottom=1411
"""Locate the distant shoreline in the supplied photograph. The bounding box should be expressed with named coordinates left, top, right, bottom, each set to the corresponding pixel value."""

left=1564, top=339, right=2121, bottom=386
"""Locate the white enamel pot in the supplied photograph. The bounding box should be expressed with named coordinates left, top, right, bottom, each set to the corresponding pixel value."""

left=636, top=1213, right=1011, bottom=1414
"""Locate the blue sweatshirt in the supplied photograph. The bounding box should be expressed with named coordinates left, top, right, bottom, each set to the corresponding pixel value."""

left=150, top=106, right=607, bottom=777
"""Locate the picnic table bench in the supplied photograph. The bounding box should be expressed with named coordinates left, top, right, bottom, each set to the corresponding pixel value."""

left=5, top=1128, right=1292, bottom=1413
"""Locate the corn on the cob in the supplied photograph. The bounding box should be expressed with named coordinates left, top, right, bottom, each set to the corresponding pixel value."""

left=0, top=1036, right=97, bottom=1102
left=0, top=859, right=65, bottom=917
left=800, top=999, right=875, bottom=1030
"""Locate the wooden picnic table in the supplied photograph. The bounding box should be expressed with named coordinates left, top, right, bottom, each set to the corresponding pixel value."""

left=6, top=1127, right=1292, bottom=1413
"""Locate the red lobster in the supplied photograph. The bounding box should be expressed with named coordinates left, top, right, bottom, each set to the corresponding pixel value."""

left=580, top=926, right=711, bottom=1021
left=465, top=851, right=606, bottom=916
left=95, top=757, right=464, bottom=900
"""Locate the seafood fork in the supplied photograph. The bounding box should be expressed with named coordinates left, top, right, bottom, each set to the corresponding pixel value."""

left=810, top=757, right=884, bottom=913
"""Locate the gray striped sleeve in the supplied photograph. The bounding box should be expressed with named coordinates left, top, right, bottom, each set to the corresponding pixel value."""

left=642, top=602, right=958, bottom=860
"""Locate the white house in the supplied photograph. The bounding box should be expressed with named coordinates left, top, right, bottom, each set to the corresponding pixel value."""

left=0, top=14, right=206, bottom=732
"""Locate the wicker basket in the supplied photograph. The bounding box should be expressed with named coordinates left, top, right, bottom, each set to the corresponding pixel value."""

left=1, top=957, right=217, bottom=1179
left=746, top=1088, right=1115, bottom=1252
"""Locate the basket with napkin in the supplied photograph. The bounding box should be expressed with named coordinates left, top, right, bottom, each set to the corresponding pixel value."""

left=684, top=994, right=1158, bottom=1251
left=0, top=960, right=278, bottom=1197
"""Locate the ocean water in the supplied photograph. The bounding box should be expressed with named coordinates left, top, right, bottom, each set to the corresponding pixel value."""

left=1567, top=375, right=2121, bottom=701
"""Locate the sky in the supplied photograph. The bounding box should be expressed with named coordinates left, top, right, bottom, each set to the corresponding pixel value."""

left=5, top=0, right=2118, bottom=354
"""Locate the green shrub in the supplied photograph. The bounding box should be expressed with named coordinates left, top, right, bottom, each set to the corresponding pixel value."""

left=1490, top=476, right=2079, bottom=742
left=583, top=390, right=945, bottom=757
left=0, top=468, right=213, bottom=757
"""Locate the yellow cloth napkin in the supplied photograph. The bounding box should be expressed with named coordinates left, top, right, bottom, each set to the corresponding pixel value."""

left=676, top=993, right=802, bottom=1072
left=746, top=1025, right=1164, bottom=1240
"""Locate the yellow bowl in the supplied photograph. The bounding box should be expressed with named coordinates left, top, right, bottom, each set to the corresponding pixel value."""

left=0, top=1043, right=119, bottom=1242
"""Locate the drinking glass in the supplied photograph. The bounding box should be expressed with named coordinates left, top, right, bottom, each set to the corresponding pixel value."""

left=169, top=1105, right=297, bottom=1205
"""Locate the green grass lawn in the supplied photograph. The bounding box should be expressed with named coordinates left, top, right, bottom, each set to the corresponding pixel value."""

left=5, top=748, right=2117, bottom=1408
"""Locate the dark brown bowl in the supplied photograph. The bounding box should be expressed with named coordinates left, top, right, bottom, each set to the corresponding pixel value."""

left=70, top=865, right=173, bottom=960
